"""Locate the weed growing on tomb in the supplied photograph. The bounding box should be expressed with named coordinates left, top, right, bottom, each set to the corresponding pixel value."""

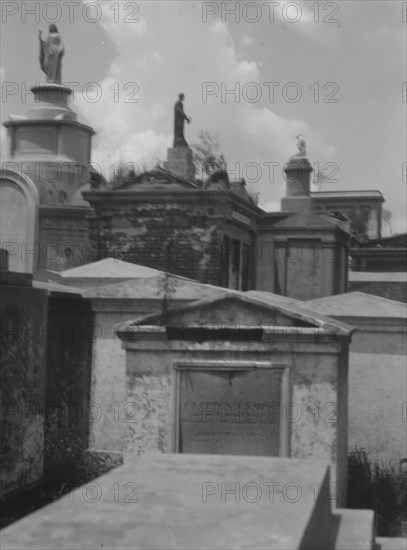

left=191, top=130, right=226, bottom=185
left=156, top=236, right=178, bottom=320
left=347, top=449, right=407, bottom=537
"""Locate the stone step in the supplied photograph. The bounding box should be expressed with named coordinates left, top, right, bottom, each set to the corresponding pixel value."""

left=375, top=537, right=407, bottom=550
left=333, top=508, right=375, bottom=550
left=1, top=454, right=334, bottom=550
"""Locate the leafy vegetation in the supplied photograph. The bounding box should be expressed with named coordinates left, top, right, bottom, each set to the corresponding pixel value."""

left=191, top=130, right=226, bottom=184
left=347, top=449, right=407, bottom=536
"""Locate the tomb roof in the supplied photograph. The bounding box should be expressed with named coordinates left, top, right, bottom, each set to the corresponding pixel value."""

left=59, top=258, right=161, bottom=279
left=304, top=291, right=407, bottom=318
left=82, top=276, right=228, bottom=301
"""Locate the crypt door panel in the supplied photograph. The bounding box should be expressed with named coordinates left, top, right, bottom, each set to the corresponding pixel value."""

left=173, top=363, right=289, bottom=457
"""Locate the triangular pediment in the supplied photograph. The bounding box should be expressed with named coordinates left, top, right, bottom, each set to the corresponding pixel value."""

left=119, top=167, right=199, bottom=191
left=127, top=292, right=353, bottom=335
left=162, top=295, right=310, bottom=326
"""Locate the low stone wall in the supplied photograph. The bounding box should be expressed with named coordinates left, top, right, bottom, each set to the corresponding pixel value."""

left=43, top=290, right=93, bottom=481
left=1, top=275, right=94, bottom=498
left=0, top=276, right=48, bottom=497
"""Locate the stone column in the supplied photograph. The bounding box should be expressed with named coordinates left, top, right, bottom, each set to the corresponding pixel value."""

left=281, top=157, right=315, bottom=212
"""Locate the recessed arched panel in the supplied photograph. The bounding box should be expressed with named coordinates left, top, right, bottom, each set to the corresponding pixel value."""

left=0, top=168, right=39, bottom=273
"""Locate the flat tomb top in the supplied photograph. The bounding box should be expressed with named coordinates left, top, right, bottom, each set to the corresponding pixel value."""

left=1, top=454, right=330, bottom=550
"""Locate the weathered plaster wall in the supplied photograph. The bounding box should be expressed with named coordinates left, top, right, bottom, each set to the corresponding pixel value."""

left=325, top=319, right=405, bottom=464
left=88, top=311, right=130, bottom=453
left=301, top=303, right=406, bottom=465
left=0, top=283, right=48, bottom=497
left=348, top=352, right=406, bottom=463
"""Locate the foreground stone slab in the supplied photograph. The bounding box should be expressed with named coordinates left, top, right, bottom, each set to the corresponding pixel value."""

left=333, top=509, right=375, bottom=550
left=375, top=537, right=407, bottom=550
left=1, top=454, right=332, bottom=550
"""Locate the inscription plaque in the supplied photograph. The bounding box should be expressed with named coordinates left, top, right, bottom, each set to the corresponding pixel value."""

left=173, top=363, right=289, bottom=456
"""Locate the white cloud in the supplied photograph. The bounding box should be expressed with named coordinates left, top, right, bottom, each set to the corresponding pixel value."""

left=91, top=0, right=149, bottom=38
left=271, top=1, right=341, bottom=43
left=262, top=200, right=281, bottom=212
left=241, top=34, right=255, bottom=48
left=73, top=3, right=333, bottom=202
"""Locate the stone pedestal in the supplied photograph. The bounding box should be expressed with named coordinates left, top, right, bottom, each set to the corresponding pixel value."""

left=281, top=156, right=314, bottom=212
left=2, top=83, right=95, bottom=205
left=1, top=83, right=96, bottom=273
left=28, top=84, right=76, bottom=121
left=163, top=147, right=194, bottom=180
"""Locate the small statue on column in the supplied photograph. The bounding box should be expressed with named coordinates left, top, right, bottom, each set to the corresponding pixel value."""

left=38, top=24, right=65, bottom=84
left=293, top=134, right=307, bottom=157
left=173, top=93, right=191, bottom=148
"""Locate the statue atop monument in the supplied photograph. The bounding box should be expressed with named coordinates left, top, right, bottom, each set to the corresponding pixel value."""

left=173, top=93, right=191, bottom=148
left=293, top=134, right=307, bottom=157
left=38, top=24, right=65, bottom=84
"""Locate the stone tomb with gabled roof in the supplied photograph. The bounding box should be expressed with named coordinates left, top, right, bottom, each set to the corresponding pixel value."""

left=117, top=292, right=355, bottom=506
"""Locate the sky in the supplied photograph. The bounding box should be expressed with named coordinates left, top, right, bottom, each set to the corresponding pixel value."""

left=1, top=0, right=406, bottom=233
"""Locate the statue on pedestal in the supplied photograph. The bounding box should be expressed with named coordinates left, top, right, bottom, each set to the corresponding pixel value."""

left=293, top=134, right=307, bottom=157
left=38, top=24, right=65, bottom=84
left=173, top=93, right=191, bottom=148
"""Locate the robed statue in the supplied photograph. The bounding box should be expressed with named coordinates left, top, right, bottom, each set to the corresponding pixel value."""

left=173, top=93, right=191, bottom=147
left=294, top=134, right=307, bottom=157
left=38, top=24, right=65, bottom=84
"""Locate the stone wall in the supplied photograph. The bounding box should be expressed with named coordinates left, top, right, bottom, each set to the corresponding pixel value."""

left=88, top=202, right=224, bottom=284
left=84, top=187, right=259, bottom=289
left=0, top=273, right=94, bottom=497
left=38, top=206, right=94, bottom=274
left=348, top=352, right=406, bottom=463
left=303, top=292, right=407, bottom=464
left=43, top=291, right=93, bottom=480
left=348, top=325, right=406, bottom=463
left=0, top=274, right=48, bottom=497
